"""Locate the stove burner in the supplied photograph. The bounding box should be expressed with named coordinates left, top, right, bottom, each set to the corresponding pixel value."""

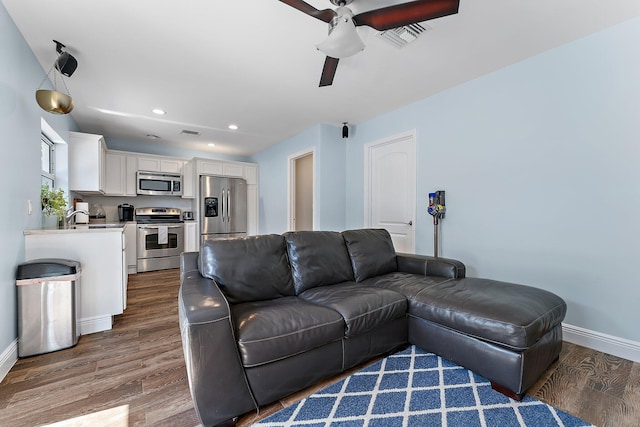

left=135, top=207, right=183, bottom=224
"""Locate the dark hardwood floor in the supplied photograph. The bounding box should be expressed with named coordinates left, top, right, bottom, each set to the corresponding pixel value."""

left=1, top=269, right=638, bottom=426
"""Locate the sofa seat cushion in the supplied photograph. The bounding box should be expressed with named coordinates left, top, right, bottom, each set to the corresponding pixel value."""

left=199, top=234, right=295, bottom=304
left=231, top=296, right=344, bottom=367
left=342, top=229, right=397, bottom=282
left=410, top=278, right=567, bottom=350
left=284, top=231, right=355, bottom=294
left=299, top=283, right=407, bottom=337
left=362, top=271, right=453, bottom=299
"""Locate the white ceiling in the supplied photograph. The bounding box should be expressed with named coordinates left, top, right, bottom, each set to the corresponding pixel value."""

left=4, top=0, right=640, bottom=157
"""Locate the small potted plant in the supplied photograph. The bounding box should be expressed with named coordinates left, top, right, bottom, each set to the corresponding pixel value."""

left=41, top=184, right=68, bottom=227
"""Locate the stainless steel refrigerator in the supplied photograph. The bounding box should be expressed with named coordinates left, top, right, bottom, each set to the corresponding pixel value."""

left=200, top=175, right=248, bottom=243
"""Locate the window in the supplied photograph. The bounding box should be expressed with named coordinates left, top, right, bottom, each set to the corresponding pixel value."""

left=41, top=134, right=55, bottom=188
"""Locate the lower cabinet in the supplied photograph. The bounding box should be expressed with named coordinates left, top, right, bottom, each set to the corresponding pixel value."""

left=24, top=229, right=126, bottom=335
left=124, top=222, right=137, bottom=274
left=184, top=221, right=198, bottom=252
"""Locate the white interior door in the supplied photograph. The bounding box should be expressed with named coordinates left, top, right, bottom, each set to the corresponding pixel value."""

left=365, top=131, right=416, bottom=253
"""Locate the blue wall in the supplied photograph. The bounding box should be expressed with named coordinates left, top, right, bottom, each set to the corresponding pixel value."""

left=342, top=17, right=640, bottom=342
left=252, top=123, right=346, bottom=233
left=255, top=18, right=640, bottom=343
left=0, top=2, right=78, bottom=356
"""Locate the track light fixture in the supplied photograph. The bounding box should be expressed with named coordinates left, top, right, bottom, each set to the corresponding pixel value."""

left=35, top=40, right=78, bottom=115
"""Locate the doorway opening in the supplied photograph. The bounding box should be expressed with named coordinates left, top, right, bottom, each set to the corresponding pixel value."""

left=288, top=148, right=314, bottom=231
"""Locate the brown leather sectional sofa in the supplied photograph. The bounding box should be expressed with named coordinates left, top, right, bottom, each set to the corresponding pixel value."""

left=178, top=229, right=566, bottom=426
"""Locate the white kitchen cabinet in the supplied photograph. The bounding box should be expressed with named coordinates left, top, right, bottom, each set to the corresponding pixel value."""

left=103, top=151, right=137, bottom=197
left=244, top=164, right=258, bottom=185
left=197, top=159, right=223, bottom=176
left=182, top=160, right=195, bottom=199
left=121, top=232, right=127, bottom=310
left=69, top=131, right=107, bottom=194
left=124, top=222, right=137, bottom=274
left=104, top=152, right=125, bottom=195
left=184, top=221, right=198, bottom=252
left=138, top=155, right=183, bottom=173
left=24, top=228, right=126, bottom=335
left=196, top=158, right=256, bottom=179
left=222, top=162, right=244, bottom=177
left=125, top=154, right=138, bottom=196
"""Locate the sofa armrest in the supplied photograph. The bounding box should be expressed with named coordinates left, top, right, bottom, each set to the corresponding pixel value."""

left=178, top=260, right=257, bottom=426
left=180, top=251, right=199, bottom=283
left=396, top=253, right=466, bottom=279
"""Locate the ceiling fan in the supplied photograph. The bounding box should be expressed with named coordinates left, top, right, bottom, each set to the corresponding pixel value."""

left=279, top=0, right=460, bottom=87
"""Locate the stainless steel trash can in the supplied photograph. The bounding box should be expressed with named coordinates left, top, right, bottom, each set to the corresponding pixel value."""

left=16, top=259, right=82, bottom=357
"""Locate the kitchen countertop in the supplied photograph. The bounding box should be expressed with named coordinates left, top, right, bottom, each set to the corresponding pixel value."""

left=24, top=221, right=135, bottom=235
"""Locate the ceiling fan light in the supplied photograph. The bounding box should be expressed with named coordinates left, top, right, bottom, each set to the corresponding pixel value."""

left=316, top=14, right=365, bottom=59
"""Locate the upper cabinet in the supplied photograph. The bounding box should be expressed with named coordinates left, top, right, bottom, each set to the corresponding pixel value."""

left=104, top=152, right=125, bottom=195
left=244, top=164, right=258, bottom=185
left=69, top=137, right=258, bottom=207
left=195, top=158, right=249, bottom=178
left=182, top=160, right=195, bottom=199
left=138, top=156, right=183, bottom=174
left=197, top=159, right=223, bottom=176
left=69, top=131, right=107, bottom=195
left=104, top=152, right=138, bottom=197
left=222, top=162, right=244, bottom=178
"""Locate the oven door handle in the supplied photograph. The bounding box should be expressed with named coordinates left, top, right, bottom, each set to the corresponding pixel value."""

left=137, top=224, right=184, bottom=230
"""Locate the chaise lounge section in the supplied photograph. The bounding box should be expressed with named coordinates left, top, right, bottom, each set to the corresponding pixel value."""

left=178, top=228, right=566, bottom=426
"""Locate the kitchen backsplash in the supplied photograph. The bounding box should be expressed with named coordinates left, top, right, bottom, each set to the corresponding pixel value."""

left=79, top=195, right=196, bottom=222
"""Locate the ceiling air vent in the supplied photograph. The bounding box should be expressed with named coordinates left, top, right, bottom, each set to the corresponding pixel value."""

left=180, top=129, right=200, bottom=136
left=377, top=23, right=431, bottom=48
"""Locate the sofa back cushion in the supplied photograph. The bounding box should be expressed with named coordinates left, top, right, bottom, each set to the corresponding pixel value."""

left=342, top=229, right=398, bottom=282
left=284, top=231, right=355, bottom=294
left=199, top=235, right=295, bottom=304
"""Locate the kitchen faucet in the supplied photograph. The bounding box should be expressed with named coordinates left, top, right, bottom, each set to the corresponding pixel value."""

left=65, top=209, right=89, bottom=227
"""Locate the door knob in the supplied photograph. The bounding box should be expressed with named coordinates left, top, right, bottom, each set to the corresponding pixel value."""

left=407, top=220, right=413, bottom=226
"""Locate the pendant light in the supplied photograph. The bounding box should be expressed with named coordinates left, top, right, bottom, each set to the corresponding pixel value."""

left=35, top=41, right=77, bottom=115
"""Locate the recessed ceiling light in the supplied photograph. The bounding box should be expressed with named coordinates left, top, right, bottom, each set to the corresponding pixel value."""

left=208, top=143, right=216, bottom=147
left=152, top=108, right=166, bottom=115
left=228, top=124, right=238, bottom=130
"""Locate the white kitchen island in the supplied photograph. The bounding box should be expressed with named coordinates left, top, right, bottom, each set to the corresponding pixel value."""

left=24, top=225, right=128, bottom=335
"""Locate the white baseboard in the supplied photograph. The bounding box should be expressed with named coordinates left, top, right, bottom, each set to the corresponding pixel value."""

left=0, top=339, right=18, bottom=383
left=563, top=323, right=640, bottom=363
left=79, top=315, right=113, bottom=335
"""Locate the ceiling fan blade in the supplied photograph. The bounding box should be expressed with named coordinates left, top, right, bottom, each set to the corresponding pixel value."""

left=353, top=0, right=460, bottom=31
left=319, top=56, right=339, bottom=87
left=279, top=0, right=336, bottom=23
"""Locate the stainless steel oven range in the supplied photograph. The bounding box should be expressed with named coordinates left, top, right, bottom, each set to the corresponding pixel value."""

left=135, top=207, right=184, bottom=272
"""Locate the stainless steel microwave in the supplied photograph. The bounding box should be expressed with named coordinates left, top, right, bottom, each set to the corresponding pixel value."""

left=137, top=171, right=182, bottom=196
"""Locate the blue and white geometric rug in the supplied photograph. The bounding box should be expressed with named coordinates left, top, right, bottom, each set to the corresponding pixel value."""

left=253, top=345, right=594, bottom=427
